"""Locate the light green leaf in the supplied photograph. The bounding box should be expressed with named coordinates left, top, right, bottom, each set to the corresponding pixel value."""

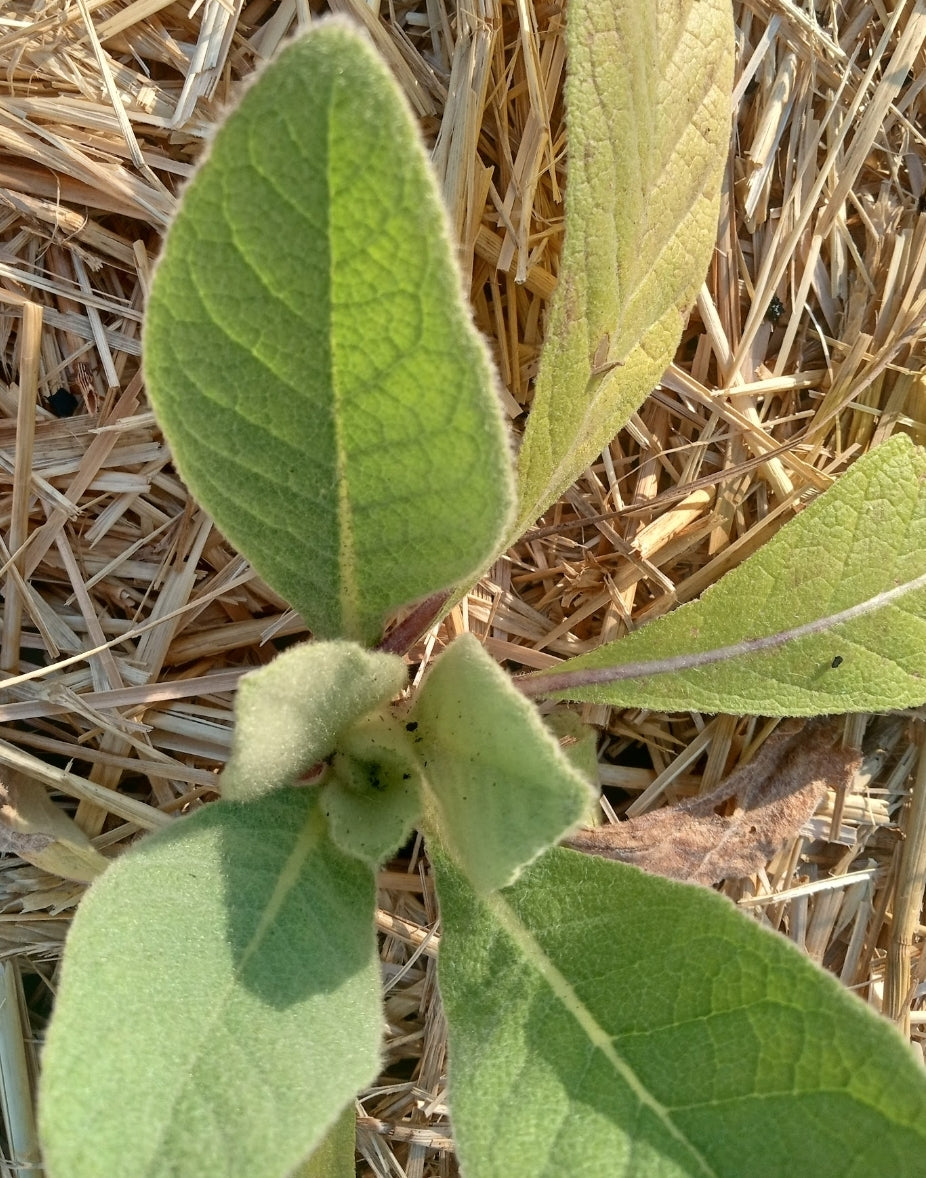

left=413, top=634, right=592, bottom=893
left=526, top=435, right=926, bottom=714
left=515, top=0, right=734, bottom=533
left=321, top=710, right=422, bottom=866
left=299, top=1106, right=356, bottom=1178
left=39, top=790, right=381, bottom=1178
left=144, top=21, right=514, bottom=644
left=222, top=640, right=407, bottom=802
left=433, top=844, right=926, bottom=1177
left=542, top=709, right=600, bottom=825
left=320, top=760, right=421, bottom=867
left=542, top=709, right=600, bottom=786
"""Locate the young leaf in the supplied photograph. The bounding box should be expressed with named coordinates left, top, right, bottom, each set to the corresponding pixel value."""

left=412, top=634, right=593, bottom=893
left=144, top=21, right=514, bottom=644
left=432, top=843, right=926, bottom=1177
left=514, top=0, right=734, bottom=533
left=525, top=435, right=926, bottom=714
left=39, top=790, right=381, bottom=1178
left=221, top=640, right=406, bottom=802
left=320, top=758, right=421, bottom=867
left=321, top=710, right=422, bottom=866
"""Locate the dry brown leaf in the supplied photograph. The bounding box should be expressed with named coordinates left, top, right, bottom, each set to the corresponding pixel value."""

left=565, top=719, right=859, bottom=885
left=0, top=770, right=107, bottom=883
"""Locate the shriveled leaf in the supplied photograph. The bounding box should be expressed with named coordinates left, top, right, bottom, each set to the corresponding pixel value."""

left=0, top=770, right=106, bottom=883
left=413, top=634, right=592, bottom=893
left=39, top=790, right=381, bottom=1178
left=529, top=436, right=926, bottom=714
left=565, top=719, right=857, bottom=884
left=515, top=0, right=734, bottom=532
left=144, top=21, right=514, bottom=643
left=433, top=843, right=926, bottom=1177
left=222, top=641, right=406, bottom=802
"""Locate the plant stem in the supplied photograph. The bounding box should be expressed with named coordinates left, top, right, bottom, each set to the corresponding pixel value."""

left=378, top=591, right=451, bottom=656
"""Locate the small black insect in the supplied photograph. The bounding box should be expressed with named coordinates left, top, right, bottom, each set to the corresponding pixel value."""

left=831, top=655, right=844, bottom=669
left=47, top=388, right=79, bottom=418
left=405, top=721, right=419, bottom=732
left=765, top=295, right=785, bottom=324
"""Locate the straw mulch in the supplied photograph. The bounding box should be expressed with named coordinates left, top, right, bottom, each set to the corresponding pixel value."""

left=0, top=1, right=924, bottom=1174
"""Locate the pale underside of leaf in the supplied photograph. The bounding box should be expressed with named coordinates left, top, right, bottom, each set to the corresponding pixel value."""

left=412, top=633, right=593, bottom=893
left=514, top=0, right=734, bottom=534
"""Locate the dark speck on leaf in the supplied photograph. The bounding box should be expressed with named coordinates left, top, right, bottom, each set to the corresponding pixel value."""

left=831, top=655, right=844, bottom=668
left=405, top=721, right=418, bottom=732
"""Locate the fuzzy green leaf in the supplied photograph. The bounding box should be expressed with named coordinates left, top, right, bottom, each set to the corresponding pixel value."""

left=320, top=759, right=421, bottom=867
left=528, top=436, right=926, bottom=714
left=39, top=791, right=381, bottom=1178
left=300, top=1107, right=355, bottom=1178
left=413, top=634, right=592, bottom=893
left=144, top=21, right=514, bottom=643
left=515, top=0, right=734, bottom=533
left=433, top=845, right=926, bottom=1177
left=321, top=711, right=422, bottom=866
left=542, top=709, right=600, bottom=787
left=222, top=641, right=407, bottom=802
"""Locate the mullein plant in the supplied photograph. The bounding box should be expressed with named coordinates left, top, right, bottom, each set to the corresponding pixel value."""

left=39, top=10, right=926, bottom=1178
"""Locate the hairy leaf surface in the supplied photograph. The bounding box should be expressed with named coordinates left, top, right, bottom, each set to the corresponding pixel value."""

left=40, top=791, right=381, bottom=1178
left=530, top=436, right=926, bottom=713
left=145, top=21, right=513, bottom=643
left=515, top=0, right=733, bottom=532
left=322, top=710, right=423, bottom=866
left=433, top=844, right=926, bottom=1177
left=222, top=640, right=406, bottom=801
left=301, top=1108, right=356, bottom=1178
left=414, top=634, right=592, bottom=893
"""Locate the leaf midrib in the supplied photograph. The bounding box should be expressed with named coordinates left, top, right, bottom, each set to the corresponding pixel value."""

left=325, top=80, right=362, bottom=641
left=143, top=807, right=327, bottom=1176
left=485, top=885, right=720, bottom=1178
